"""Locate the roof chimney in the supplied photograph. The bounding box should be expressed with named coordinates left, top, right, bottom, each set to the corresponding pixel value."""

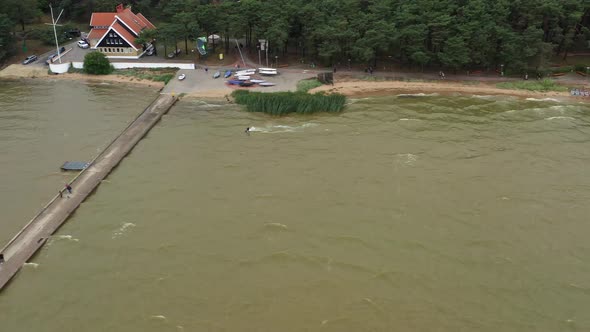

left=116, top=4, right=124, bottom=13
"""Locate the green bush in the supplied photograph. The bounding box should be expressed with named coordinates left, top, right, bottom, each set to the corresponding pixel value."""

left=546, top=66, right=573, bottom=74
left=83, top=52, right=113, bottom=75
left=296, top=78, right=323, bottom=93
left=574, top=64, right=590, bottom=72
left=232, top=90, right=346, bottom=115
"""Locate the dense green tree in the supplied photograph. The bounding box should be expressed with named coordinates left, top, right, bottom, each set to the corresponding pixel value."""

left=83, top=51, right=113, bottom=74
left=439, top=35, right=470, bottom=71
left=3, top=0, right=42, bottom=31
left=174, top=12, right=200, bottom=54
left=0, top=14, right=16, bottom=63
left=19, top=0, right=590, bottom=73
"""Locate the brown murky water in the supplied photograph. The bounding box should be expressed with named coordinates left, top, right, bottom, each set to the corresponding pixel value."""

left=1, top=84, right=590, bottom=331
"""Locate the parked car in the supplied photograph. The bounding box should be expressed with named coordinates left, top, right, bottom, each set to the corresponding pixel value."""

left=22, top=55, right=38, bottom=65
left=145, top=44, right=155, bottom=56
left=77, top=40, right=89, bottom=49
left=45, top=47, right=67, bottom=65
left=64, top=28, right=81, bottom=39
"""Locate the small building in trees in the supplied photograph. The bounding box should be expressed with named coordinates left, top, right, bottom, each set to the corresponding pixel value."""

left=88, top=4, right=155, bottom=59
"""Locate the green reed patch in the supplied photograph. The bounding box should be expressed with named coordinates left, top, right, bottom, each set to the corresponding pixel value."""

left=496, top=79, right=568, bottom=92
left=232, top=90, right=346, bottom=115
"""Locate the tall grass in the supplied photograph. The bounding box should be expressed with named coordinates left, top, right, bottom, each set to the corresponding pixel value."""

left=232, top=90, right=346, bottom=115
left=116, top=68, right=177, bottom=84
left=496, top=79, right=568, bottom=92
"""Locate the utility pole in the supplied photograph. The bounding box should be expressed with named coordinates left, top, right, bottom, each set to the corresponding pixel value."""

left=235, top=39, right=246, bottom=67
left=46, top=5, right=64, bottom=64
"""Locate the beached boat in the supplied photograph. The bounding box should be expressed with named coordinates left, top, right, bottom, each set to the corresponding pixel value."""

left=178, top=74, right=186, bottom=81
left=259, top=82, right=276, bottom=86
left=226, top=80, right=242, bottom=85
left=213, top=71, right=220, bottom=79
left=235, top=70, right=256, bottom=76
left=237, top=75, right=251, bottom=80
left=259, top=68, right=278, bottom=75
left=250, top=79, right=266, bottom=84
left=239, top=81, right=255, bottom=87
left=224, top=70, right=232, bottom=78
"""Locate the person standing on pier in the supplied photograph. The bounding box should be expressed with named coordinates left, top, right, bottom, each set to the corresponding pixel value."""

left=65, top=183, right=72, bottom=194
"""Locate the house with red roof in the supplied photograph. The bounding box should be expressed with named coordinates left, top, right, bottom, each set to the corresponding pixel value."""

left=88, top=4, right=155, bottom=58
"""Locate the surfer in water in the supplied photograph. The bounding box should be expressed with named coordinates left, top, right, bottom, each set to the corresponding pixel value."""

left=245, top=127, right=251, bottom=135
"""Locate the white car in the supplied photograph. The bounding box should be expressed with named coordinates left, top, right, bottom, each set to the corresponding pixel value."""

left=77, top=40, right=89, bottom=49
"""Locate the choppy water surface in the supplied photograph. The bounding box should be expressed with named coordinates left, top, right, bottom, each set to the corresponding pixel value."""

left=1, top=87, right=590, bottom=332
left=0, top=80, right=158, bottom=245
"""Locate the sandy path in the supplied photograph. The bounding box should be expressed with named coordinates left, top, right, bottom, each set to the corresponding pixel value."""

left=0, top=64, right=164, bottom=89
left=52, top=73, right=165, bottom=88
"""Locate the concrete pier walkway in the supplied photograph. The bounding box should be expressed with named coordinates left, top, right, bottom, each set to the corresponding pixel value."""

left=0, top=94, right=177, bottom=291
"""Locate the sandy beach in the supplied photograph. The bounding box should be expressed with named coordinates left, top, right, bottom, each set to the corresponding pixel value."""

left=0, top=64, right=164, bottom=89
left=310, top=79, right=574, bottom=99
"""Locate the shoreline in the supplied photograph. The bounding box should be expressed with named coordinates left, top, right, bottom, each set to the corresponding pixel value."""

left=2, top=64, right=586, bottom=101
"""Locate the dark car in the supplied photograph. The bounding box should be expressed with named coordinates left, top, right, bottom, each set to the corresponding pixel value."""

left=22, top=55, right=38, bottom=65
left=45, top=47, right=67, bottom=65
left=64, top=28, right=81, bottom=39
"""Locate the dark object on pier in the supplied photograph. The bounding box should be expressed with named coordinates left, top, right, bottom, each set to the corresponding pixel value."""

left=60, top=161, right=89, bottom=171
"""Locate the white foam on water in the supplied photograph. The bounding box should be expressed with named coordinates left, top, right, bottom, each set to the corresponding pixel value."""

left=398, top=118, right=421, bottom=121
left=249, top=123, right=318, bottom=133
left=545, top=116, right=575, bottom=121
left=397, top=93, right=439, bottom=97
left=472, top=95, right=497, bottom=99
left=194, top=100, right=223, bottom=107
left=112, top=222, right=136, bottom=239
left=150, top=315, right=167, bottom=321
left=396, top=153, right=418, bottom=165
left=264, top=222, right=288, bottom=230
left=526, top=97, right=560, bottom=103
left=24, top=262, right=39, bottom=268
left=56, top=235, right=79, bottom=242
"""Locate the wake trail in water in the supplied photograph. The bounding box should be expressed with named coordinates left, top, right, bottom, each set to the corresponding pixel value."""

left=248, top=123, right=318, bottom=133
left=526, top=97, right=560, bottom=103
left=112, top=222, right=136, bottom=239
left=545, top=116, right=575, bottom=121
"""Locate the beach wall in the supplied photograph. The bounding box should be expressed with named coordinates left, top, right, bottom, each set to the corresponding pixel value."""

left=72, top=62, right=195, bottom=70
left=49, top=62, right=71, bottom=74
